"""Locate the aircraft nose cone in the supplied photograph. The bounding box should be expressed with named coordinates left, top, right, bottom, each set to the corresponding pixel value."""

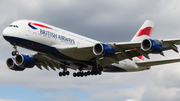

left=2, top=27, right=12, bottom=42
left=2, top=27, right=9, bottom=37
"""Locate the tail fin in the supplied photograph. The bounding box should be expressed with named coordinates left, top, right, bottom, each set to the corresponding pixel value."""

left=131, top=20, right=154, bottom=42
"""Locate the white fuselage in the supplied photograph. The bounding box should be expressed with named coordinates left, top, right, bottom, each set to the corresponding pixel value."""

left=2, top=20, right=148, bottom=72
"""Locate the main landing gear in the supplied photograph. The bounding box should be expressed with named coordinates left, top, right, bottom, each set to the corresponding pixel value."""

left=73, top=70, right=102, bottom=77
left=73, top=65, right=103, bottom=77
left=58, top=63, right=70, bottom=77
left=59, top=71, right=70, bottom=77
left=58, top=64, right=103, bottom=77
left=11, top=44, right=19, bottom=56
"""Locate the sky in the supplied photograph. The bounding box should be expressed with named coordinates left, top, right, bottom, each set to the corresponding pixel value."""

left=1, top=0, right=180, bottom=101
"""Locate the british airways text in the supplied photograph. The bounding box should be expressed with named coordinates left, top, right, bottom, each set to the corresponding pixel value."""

left=40, top=29, right=75, bottom=44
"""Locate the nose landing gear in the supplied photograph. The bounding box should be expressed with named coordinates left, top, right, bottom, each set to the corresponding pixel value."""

left=11, top=44, right=19, bottom=56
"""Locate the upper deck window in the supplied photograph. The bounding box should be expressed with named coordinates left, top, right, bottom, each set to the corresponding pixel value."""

left=9, top=25, right=18, bottom=28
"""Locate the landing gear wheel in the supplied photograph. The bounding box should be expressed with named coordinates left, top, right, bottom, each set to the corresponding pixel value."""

left=87, top=71, right=91, bottom=75
left=12, top=51, right=19, bottom=56
left=62, top=71, right=66, bottom=76
left=77, top=72, right=80, bottom=77
left=73, top=72, right=77, bottom=77
left=12, top=51, right=16, bottom=56
left=80, top=71, right=84, bottom=77
left=84, top=72, right=87, bottom=77
left=98, top=71, right=102, bottom=75
left=59, top=71, right=70, bottom=77
left=11, top=44, right=19, bottom=56
left=15, top=51, right=19, bottom=55
left=66, top=71, right=70, bottom=75
left=59, top=72, right=62, bottom=77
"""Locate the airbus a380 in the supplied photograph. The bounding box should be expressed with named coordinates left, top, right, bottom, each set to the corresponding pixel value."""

left=2, top=20, right=180, bottom=77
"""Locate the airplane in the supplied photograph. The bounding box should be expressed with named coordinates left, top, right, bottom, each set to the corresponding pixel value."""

left=2, top=20, right=180, bottom=77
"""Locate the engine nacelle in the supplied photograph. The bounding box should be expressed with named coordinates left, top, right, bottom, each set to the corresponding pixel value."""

left=6, top=58, right=25, bottom=71
left=93, top=43, right=115, bottom=56
left=15, top=54, right=35, bottom=68
left=141, top=39, right=163, bottom=53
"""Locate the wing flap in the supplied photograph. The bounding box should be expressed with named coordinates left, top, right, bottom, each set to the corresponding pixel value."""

left=40, top=61, right=49, bottom=70
left=35, top=63, right=43, bottom=70
left=32, top=53, right=77, bottom=71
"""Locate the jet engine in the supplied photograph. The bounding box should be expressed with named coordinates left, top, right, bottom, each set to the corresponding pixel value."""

left=93, top=43, right=115, bottom=56
left=15, top=54, right=35, bottom=68
left=141, top=39, right=163, bottom=53
left=6, top=58, right=25, bottom=71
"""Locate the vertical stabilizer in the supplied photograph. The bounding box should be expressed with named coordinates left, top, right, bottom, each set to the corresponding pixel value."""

left=131, top=20, right=154, bottom=42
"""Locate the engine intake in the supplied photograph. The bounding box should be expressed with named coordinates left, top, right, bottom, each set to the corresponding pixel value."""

left=93, top=43, right=115, bottom=56
left=141, top=39, right=163, bottom=53
left=15, top=54, right=35, bottom=68
left=6, top=58, right=25, bottom=71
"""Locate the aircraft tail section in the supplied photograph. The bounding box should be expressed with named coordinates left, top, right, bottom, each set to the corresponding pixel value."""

left=131, top=20, right=154, bottom=42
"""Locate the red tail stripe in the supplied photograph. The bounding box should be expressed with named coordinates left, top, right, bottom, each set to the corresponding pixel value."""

left=136, top=27, right=152, bottom=37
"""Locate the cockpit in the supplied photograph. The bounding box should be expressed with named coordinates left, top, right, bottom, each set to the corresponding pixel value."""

left=9, top=25, right=18, bottom=28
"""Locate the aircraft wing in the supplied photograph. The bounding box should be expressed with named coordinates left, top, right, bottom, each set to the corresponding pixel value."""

left=163, top=38, right=180, bottom=44
left=112, top=38, right=180, bottom=52
left=136, top=58, right=180, bottom=66
left=109, top=38, right=180, bottom=57
left=52, top=38, right=180, bottom=67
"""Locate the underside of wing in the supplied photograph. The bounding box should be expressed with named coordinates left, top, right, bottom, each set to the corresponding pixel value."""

left=32, top=53, right=77, bottom=71
left=53, top=44, right=96, bottom=61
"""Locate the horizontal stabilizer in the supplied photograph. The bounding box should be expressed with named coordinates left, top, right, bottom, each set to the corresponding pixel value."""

left=136, top=58, right=180, bottom=66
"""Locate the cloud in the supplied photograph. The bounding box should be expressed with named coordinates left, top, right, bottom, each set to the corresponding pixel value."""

left=140, top=86, right=180, bottom=101
left=126, top=99, right=138, bottom=101
left=0, top=98, right=20, bottom=101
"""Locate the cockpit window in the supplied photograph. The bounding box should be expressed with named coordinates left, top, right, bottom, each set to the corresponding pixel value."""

left=9, top=25, right=18, bottom=28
